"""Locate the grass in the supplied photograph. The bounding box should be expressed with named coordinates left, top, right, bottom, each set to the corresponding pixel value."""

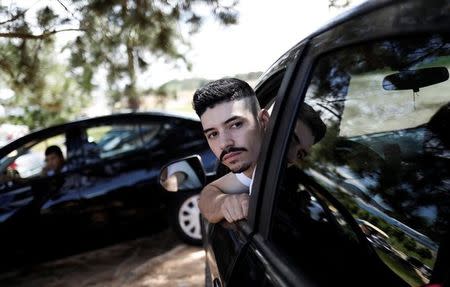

left=376, top=249, right=425, bottom=286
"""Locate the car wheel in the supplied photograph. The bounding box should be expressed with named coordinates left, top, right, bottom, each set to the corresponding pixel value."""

left=169, top=191, right=202, bottom=245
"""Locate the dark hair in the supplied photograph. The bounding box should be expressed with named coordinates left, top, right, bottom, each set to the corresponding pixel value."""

left=192, top=78, right=256, bottom=117
left=298, top=103, right=327, bottom=144
left=45, top=145, right=64, bottom=159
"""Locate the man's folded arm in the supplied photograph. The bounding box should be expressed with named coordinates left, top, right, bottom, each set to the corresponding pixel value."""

left=198, top=184, right=228, bottom=223
left=198, top=173, right=249, bottom=223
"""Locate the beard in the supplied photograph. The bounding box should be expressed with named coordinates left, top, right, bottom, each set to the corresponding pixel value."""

left=220, top=146, right=251, bottom=173
left=229, top=161, right=252, bottom=174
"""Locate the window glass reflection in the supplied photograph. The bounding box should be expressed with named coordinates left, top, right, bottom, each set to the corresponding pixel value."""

left=271, top=34, right=450, bottom=286
left=87, top=124, right=142, bottom=159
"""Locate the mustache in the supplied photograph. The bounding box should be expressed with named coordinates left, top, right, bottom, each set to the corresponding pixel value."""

left=220, top=147, right=248, bottom=162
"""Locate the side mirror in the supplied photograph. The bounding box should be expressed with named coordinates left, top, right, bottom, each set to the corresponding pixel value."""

left=159, top=155, right=206, bottom=192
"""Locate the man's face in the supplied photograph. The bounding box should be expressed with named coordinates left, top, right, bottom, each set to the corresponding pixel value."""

left=287, top=120, right=315, bottom=165
left=201, top=98, right=266, bottom=174
left=45, top=153, right=64, bottom=172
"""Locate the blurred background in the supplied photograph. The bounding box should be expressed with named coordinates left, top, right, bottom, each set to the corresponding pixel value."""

left=0, top=0, right=361, bottom=138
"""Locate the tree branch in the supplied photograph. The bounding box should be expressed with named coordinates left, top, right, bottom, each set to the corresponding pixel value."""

left=316, top=103, right=342, bottom=120
left=0, top=28, right=85, bottom=39
left=56, top=0, right=82, bottom=23
left=0, top=8, right=30, bottom=25
left=328, top=0, right=351, bottom=9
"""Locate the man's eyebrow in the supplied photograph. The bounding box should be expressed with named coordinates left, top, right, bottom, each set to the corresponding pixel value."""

left=224, top=116, right=242, bottom=125
left=203, top=128, right=215, bottom=134
left=202, top=116, right=244, bottom=134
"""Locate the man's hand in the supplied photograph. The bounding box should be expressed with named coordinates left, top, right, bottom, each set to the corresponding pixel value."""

left=198, top=183, right=249, bottom=223
left=220, top=193, right=249, bottom=223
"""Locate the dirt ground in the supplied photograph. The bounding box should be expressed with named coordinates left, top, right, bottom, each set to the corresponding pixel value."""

left=0, top=229, right=205, bottom=287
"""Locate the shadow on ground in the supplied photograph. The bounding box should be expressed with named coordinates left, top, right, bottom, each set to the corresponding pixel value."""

left=0, top=229, right=204, bottom=287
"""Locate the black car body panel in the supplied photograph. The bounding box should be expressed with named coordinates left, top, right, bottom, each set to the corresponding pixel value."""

left=203, top=1, right=450, bottom=286
left=0, top=112, right=215, bottom=271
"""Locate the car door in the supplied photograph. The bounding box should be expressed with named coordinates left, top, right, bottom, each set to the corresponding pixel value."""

left=289, top=36, right=449, bottom=286
left=0, top=131, right=81, bottom=227
left=0, top=128, right=85, bottom=268
left=74, top=116, right=168, bottom=236
left=231, top=3, right=449, bottom=287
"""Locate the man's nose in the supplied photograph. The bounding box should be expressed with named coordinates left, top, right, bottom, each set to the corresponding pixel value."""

left=219, top=131, right=234, bottom=150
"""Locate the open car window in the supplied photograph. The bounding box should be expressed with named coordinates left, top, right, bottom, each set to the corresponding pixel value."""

left=0, top=133, right=67, bottom=190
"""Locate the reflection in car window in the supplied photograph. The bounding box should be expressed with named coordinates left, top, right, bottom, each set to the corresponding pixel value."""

left=87, top=124, right=143, bottom=159
left=270, top=34, right=450, bottom=286
left=140, top=123, right=163, bottom=148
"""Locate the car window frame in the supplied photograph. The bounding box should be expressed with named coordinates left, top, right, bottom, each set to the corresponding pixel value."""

left=247, top=41, right=309, bottom=229
left=1, top=131, right=73, bottom=179
left=80, top=116, right=169, bottom=161
left=233, top=41, right=316, bottom=287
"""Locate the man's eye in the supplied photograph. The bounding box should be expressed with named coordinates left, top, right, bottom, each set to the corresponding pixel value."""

left=207, top=132, right=218, bottom=139
left=231, top=121, right=243, bottom=129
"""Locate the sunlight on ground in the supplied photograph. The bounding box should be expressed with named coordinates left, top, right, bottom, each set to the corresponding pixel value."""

left=137, top=246, right=205, bottom=287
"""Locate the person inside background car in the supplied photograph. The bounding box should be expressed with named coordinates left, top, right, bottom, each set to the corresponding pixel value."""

left=193, top=78, right=326, bottom=223
left=41, top=145, right=66, bottom=176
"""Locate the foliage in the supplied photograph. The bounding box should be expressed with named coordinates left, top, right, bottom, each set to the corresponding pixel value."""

left=69, top=0, right=237, bottom=110
left=156, top=71, right=262, bottom=97
left=0, top=17, right=90, bottom=129
left=0, top=0, right=239, bottom=128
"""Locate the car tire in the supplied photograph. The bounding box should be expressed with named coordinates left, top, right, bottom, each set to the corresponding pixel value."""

left=169, top=191, right=202, bottom=245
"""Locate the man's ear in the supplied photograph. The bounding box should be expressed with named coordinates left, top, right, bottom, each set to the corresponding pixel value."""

left=258, top=109, right=270, bottom=131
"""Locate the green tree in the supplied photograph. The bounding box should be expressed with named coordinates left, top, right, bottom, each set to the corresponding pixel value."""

left=0, top=0, right=238, bottom=127
left=404, top=237, right=417, bottom=252
left=416, top=246, right=433, bottom=260
left=68, top=0, right=237, bottom=110
left=0, top=4, right=90, bottom=129
left=0, top=55, right=90, bottom=129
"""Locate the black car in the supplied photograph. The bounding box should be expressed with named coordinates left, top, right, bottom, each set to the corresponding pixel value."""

left=0, top=112, right=215, bottom=270
left=161, top=0, right=450, bottom=286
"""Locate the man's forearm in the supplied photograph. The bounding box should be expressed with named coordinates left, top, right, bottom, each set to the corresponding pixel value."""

left=198, top=184, right=227, bottom=223
left=199, top=182, right=249, bottom=223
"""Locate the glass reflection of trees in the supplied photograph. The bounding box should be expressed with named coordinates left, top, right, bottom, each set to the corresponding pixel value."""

left=299, top=34, right=449, bottom=284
